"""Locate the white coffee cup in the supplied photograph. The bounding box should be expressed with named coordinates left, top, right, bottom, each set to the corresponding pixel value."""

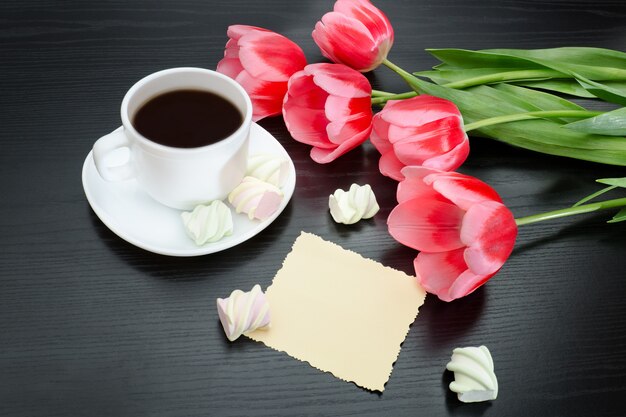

left=92, top=67, right=252, bottom=210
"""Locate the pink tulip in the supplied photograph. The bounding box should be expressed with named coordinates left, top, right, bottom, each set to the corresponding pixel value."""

left=312, top=0, right=394, bottom=72
left=387, top=167, right=517, bottom=302
left=370, top=95, right=470, bottom=181
left=217, top=25, right=307, bottom=122
left=282, top=63, right=373, bottom=163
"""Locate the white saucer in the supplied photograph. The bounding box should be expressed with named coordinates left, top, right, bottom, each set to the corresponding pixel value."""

left=82, top=122, right=296, bottom=256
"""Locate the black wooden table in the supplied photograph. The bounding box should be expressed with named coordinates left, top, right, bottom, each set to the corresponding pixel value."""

left=2, top=1, right=625, bottom=416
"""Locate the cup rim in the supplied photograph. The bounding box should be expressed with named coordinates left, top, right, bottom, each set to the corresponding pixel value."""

left=120, top=67, right=253, bottom=154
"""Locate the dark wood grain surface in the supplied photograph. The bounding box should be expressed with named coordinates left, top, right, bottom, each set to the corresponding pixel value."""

left=2, top=1, right=626, bottom=416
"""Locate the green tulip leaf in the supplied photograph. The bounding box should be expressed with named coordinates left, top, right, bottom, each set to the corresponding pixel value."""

left=515, top=79, right=597, bottom=98
left=427, top=47, right=626, bottom=82
left=607, top=208, right=626, bottom=223
left=484, top=47, right=626, bottom=67
left=411, top=47, right=626, bottom=165
left=564, top=107, right=626, bottom=136
left=574, top=74, right=626, bottom=106
left=483, top=47, right=626, bottom=80
left=492, top=83, right=586, bottom=113
left=573, top=185, right=618, bottom=207
left=413, top=68, right=521, bottom=84
left=428, top=49, right=545, bottom=70
left=597, top=177, right=626, bottom=188
left=414, top=68, right=562, bottom=88
left=399, top=75, right=626, bottom=165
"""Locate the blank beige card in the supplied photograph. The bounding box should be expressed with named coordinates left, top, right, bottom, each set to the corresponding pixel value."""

left=246, top=232, right=427, bottom=391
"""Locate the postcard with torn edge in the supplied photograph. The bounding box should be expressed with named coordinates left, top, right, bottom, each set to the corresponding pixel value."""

left=246, top=232, right=426, bottom=391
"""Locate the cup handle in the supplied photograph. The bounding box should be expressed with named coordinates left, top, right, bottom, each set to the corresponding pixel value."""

left=92, top=127, right=136, bottom=181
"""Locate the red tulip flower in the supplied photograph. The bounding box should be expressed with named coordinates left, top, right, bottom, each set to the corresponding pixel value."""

left=217, top=25, right=307, bottom=122
left=312, top=0, right=394, bottom=72
left=387, top=167, right=517, bottom=302
left=282, top=63, right=373, bottom=163
left=370, top=95, right=470, bottom=181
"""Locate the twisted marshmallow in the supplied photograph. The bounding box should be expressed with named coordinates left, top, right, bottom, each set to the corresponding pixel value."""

left=329, top=184, right=379, bottom=225
left=247, top=153, right=290, bottom=187
left=228, top=176, right=283, bottom=220
left=446, top=345, right=498, bottom=403
left=216, top=284, right=271, bottom=341
left=181, top=200, right=233, bottom=245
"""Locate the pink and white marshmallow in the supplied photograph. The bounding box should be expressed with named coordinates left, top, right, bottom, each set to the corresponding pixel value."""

left=228, top=176, right=283, bottom=220
left=216, top=284, right=271, bottom=342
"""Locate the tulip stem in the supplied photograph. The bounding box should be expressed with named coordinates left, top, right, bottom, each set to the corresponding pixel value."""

left=382, top=58, right=425, bottom=87
left=514, top=197, right=626, bottom=226
left=382, top=58, right=412, bottom=77
left=371, top=69, right=565, bottom=102
left=441, top=69, right=565, bottom=89
left=371, top=89, right=395, bottom=97
left=375, top=59, right=425, bottom=106
left=463, top=110, right=603, bottom=132
left=371, top=91, right=418, bottom=105
left=377, top=60, right=602, bottom=125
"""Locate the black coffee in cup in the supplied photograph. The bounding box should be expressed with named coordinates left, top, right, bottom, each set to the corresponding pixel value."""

left=132, top=89, right=243, bottom=148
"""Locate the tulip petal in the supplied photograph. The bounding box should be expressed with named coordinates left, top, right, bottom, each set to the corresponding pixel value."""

left=426, top=172, right=504, bottom=211
left=370, top=115, right=392, bottom=154
left=401, top=166, right=439, bottom=180
left=325, top=95, right=372, bottom=121
left=460, top=201, right=517, bottom=275
left=283, top=103, right=332, bottom=148
left=414, top=248, right=468, bottom=302
left=392, top=142, right=427, bottom=166
left=223, top=39, right=240, bottom=59
left=390, top=116, right=465, bottom=149
left=398, top=167, right=449, bottom=200
left=447, top=270, right=495, bottom=302
left=235, top=70, right=285, bottom=99
left=285, top=72, right=329, bottom=109
left=235, top=71, right=287, bottom=120
left=380, top=96, right=464, bottom=127
left=396, top=170, right=450, bottom=204
left=312, top=0, right=392, bottom=72
left=227, top=25, right=269, bottom=40
left=333, top=0, right=393, bottom=47
left=284, top=64, right=373, bottom=163
left=308, top=63, right=371, bottom=98
left=310, top=127, right=371, bottom=163
left=238, top=30, right=306, bottom=82
left=372, top=96, right=469, bottom=176
left=325, top=96, right=372, bottom=145
left=249, top=97, right=282, bottom=122
left=378, top=151, right=405, bottom=181
left=421, top=134, right=470, bottom=172
left=218, top=25, right=307, bottom=122
left=327, top=114, right=372, bottom=145
left=216, top=57, right=244, bottom=80
left=312, top=14, right=380, bottom=72
left=416, top=249, right=495, bottom=302
left=388, top=198, right=465, bottom=252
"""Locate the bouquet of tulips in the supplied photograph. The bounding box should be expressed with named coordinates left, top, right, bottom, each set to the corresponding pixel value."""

left=216, top=0, right=626, bottom=302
